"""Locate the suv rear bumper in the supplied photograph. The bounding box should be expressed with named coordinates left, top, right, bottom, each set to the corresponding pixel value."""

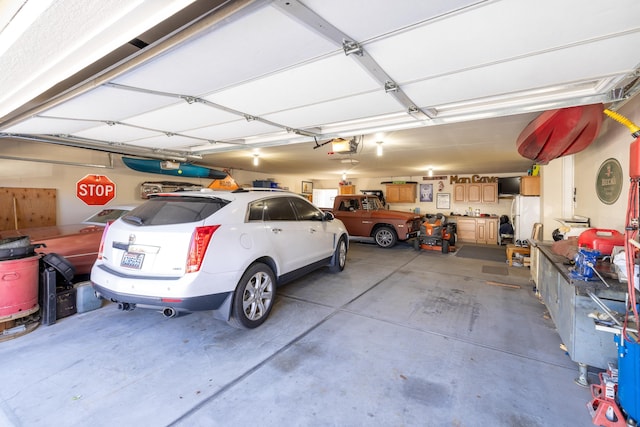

left=92, top=282, right=232, bottom=312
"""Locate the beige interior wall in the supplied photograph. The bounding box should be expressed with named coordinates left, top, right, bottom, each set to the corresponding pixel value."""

left=540, top=95, right=639, bottom=240
left=0, top=144, right=308, bottom=225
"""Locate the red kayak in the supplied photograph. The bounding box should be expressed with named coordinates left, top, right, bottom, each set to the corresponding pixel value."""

left=516, top=103, right=604, bottom=164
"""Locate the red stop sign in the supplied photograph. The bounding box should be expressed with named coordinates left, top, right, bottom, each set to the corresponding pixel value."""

left=76, top=175, right=116, bottom=205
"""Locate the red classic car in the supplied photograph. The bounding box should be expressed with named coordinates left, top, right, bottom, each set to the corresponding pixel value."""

left=0, top=206, right=136, bottom=276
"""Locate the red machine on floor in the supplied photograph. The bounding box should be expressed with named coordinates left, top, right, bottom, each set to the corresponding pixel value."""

left=414, top=213, right=456, bottom=253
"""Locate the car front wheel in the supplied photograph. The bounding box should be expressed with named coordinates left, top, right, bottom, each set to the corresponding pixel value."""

left=374, top=226, right=397, bottom=248
left=329, top=236, right=347, bottom=272
left=228, top=263, right=276, bottom=329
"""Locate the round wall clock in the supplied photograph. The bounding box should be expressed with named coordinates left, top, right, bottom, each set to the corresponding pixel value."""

left=595, top=158, right=623, bottom=204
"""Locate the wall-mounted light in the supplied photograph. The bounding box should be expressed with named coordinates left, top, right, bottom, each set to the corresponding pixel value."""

left=376, top=141, right=383, bottom=156
left=342, top=172, right=347, bottom=181
left=253, top=153, right=259, bottom=166
left=428, top=168, right=433, bottom=177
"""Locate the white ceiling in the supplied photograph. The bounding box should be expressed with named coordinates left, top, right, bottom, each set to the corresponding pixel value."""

left=1, top=0, right=639, bottom=179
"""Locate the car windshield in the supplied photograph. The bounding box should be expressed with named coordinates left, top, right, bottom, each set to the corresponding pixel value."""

left=83, top=208, right=131, bottom=225
left=122, top=196, right=229, bottom=226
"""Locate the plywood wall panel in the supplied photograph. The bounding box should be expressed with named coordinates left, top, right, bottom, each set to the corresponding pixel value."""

left=0, top=187, right=56, bottom=231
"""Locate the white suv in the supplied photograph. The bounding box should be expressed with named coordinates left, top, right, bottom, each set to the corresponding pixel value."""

left=90, top=188, right=348, bottom=328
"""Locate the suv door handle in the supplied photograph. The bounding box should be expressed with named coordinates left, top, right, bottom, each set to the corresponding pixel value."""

left=271, top=228, right=282, bottom=233
left=309, top=228, right=317, bottom=233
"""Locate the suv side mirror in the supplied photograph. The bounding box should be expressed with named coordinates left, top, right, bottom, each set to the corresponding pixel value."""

left=323, top=211, right=335, bottom=221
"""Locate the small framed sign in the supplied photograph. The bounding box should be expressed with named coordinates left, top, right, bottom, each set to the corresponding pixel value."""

left=302, top=181, right=313, bottom=194
left=436, top=193, right=450, bottom=209
left=420, top=183, right=433, bottom=202
left=595, top=158, right=622, bottom=205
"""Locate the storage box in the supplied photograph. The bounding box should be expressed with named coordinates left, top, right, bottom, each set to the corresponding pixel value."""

left=75, top=281, right=102, bottom=313
left=56, top=287, right=77, bottom=319
left=253, top=180, right=276, bottom=188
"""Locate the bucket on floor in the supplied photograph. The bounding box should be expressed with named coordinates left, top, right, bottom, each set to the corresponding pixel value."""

left=0, top=255, right=40, bottom=318
left=614, top=334, right=640, bottom=422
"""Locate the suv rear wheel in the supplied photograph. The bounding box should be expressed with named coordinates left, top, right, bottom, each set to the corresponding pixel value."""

left=228, top=263, right=275, bottom=329
left=374, top=226, right=397, bottom=248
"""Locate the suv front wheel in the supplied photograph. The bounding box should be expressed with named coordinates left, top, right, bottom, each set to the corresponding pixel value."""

left=329, top=236, right=347, bottom=272
left=228, top=263, right=276, bottom=329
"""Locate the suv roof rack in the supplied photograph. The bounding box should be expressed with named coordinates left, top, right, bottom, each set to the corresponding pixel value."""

left=232, top=187, right=291, bottom=193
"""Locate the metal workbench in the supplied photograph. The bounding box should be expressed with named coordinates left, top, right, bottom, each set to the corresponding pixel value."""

left=531, top=242, right=628, bottom=384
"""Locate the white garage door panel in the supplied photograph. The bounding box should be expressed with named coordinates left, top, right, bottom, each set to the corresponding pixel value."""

left=41, top=86, right=177, bottom=122
left=75, top=123, right=160, bottom=143
left=205, top=54, right=380, bottom=116
left=403, top=33, right=640, bottom=109
left=123, top=101, right=239, bottom=132
left=263, top=91, right=402, bottom=130
left=368, top=0, right=640, bottom=85
left=112, top=5, right=337, bottom=97
left=300, top=0, right=485, bottom=43
left=184, top=118, right=282, bottom=142
left=3, top=116, right=96, bottom=134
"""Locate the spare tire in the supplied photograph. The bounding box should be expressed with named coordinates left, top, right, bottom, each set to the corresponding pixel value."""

left=0, top=237, right=36, bottom=261
left=0, top=236, right=30, bottom=249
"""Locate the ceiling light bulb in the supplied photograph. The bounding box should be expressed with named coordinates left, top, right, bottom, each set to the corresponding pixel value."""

left=253, top=154, right=259, bottom=166
left=376, top=141, right=383, bottom=156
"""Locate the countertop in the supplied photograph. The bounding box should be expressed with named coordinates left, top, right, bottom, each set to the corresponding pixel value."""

left=532, top=240, right=628, bottom=298
left=447, top=215, right=499, bottom=219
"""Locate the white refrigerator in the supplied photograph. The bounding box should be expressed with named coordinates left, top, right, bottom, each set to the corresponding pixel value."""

left=510, top=196, right=541, bottom=242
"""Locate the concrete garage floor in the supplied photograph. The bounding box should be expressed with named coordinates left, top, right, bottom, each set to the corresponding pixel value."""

left=0, top=242, right=599, bottom=426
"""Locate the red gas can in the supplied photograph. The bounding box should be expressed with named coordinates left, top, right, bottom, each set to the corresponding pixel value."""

left=578, top=229, right=625, bottom=256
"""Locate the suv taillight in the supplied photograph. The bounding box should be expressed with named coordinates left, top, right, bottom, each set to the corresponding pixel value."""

left=186, top=225, right=220, bottom=273
left=96, top=221, right=113, bottom=260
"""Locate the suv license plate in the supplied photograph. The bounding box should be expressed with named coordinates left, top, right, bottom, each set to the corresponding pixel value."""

left=121, top=252, right=144, bottom=269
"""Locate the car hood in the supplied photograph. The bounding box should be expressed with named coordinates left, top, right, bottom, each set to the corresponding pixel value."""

left=369, top=210, right=421, bottom=220
left=0, top=224, right=104, bottom=241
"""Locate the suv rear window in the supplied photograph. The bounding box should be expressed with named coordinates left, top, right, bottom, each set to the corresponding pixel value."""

left=122, top=196, right=229, bottom=226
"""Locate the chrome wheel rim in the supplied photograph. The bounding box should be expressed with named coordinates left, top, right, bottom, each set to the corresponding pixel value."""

left=376, top=230, right=393, bottom=247
left=242, top=271, right=274, bottom=321
left=338, top=240, right=347, bottom=267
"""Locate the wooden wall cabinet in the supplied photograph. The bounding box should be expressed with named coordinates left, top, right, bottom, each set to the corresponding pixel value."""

left=520, top=176, right=540, bottom=196
left=453, top=184, right=466, bottom=203
left=453, top=183, right=497, bottom=204
left=339, top=185, right=355, bottom=195
left=386, top=183, right=416, bottom=203
left=481, top=183, right=497, bottom=203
